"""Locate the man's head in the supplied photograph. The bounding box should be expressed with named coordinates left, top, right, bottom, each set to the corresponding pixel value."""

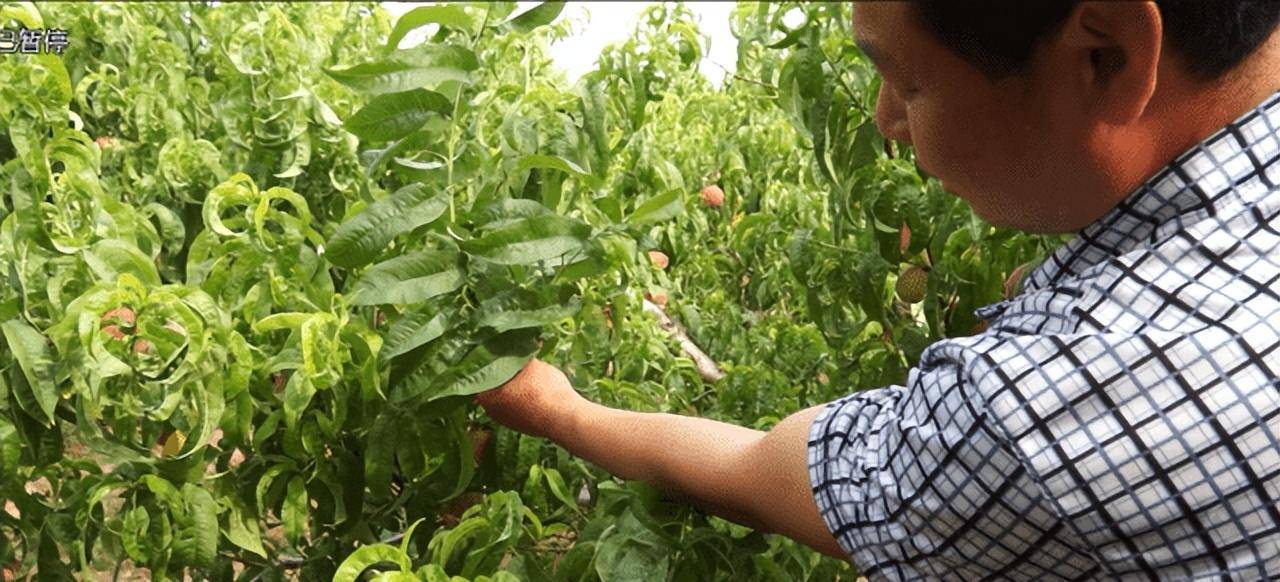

left=854, top=1, right=1280, bottom=233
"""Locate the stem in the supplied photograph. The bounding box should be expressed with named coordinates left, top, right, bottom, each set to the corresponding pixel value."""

left=817, top=44, right=871, bottom=117
left=444, top=8, right=493, bottom=225
left=642, top=299, right=725, bottom=382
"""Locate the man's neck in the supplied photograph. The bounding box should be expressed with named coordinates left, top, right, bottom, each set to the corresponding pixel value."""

left=1099, top=34, right=1280, bottom=222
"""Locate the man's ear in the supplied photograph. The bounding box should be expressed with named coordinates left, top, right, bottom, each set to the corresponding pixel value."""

left=1055, top=1, right=1162, bottom=125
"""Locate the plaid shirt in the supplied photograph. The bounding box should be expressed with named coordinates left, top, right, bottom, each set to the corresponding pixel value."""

left=809, top=91, right=1280, bottom=581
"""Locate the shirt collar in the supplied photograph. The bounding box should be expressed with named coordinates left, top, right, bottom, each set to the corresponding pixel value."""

left=1018, top=90, right=1280, bottom=296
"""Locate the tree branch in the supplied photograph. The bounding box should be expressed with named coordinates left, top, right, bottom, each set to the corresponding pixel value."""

left=642, top=299, right=726, bottom=382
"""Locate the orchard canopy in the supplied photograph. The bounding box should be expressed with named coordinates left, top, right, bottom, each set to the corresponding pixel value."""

left=0, top=2, right=1049, bottom=580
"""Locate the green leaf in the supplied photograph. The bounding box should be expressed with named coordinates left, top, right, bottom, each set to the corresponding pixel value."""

left=345, top=89, right=452, bottom=142
left=471, top=199, right=553, bottom=230
left=514, top=154, right=588, bottom=177
left=594, top=511, right=670, bottom=582
left=351, top=249, right=465, bottom=305
left=434, top=515, right=492, bottom=568
left=849, top=120, right=882, bottom=169
left=462, top=215, right=590, bottom=265
left=393, top=43, right=479, bottom=71
left=224, top=502, right=268, bottom=558
left=326, top=183, right=451, bottom=268
left=542, top=467, right=579, bottom=511
left=809, top=84, right=834, bottom=185
left=383, top=309, right=454, bottom=359
left=327, top=45, right=477, bottom=95
left=361, top=124, right=448, bottom=180
left=794, top=45, right=825, bottom=102
left=334, top=544, right=411, bottom=582
left=364, top=412, right=398, bottom=500
left=387, top=5, right=476, bottom=50
left=428, top=330, right=539, bottom=400
left=626, top=191, right=684, bottom=225
left=283, top=476, right=308, bottom=546
left=474, top=299, right=580, bottom=333
left=325, top=61, right=443, bottom=95
left=1, top=319, right=56, bottom=424
left=399, top=518, right=427, bottom=555
left=503, top=2, right=565, bottom=32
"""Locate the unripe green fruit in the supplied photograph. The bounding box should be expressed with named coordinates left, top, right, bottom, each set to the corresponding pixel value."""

left=896, top=266, right=929, bottom=304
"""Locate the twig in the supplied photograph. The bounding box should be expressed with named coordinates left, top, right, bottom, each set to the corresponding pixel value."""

left=711, top=60, right=778, bottom=93
left=642, top=299, right=726, bottom=382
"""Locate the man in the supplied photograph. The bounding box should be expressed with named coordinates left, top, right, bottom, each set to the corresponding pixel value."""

left=477, top=1, right=1280, bottom=579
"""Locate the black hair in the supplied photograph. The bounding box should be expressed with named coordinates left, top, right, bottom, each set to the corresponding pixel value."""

left=915, top=0, right=1280, bottom=81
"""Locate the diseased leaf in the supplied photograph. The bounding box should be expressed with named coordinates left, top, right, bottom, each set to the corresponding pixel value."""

left=1, top=319, right=56, bottom=424
left=173, top=485, right=218, bottom=569
left=333, top=544, right=411, bottom=582
left=121, top=507, right=150, bottom=563
left=252, top=312, right=312, bottom=333
left=82, top=239, right=162, bottom=286
left=579, top=80, right=610, bottom=171
left=283, top=372, right=316, bottom=428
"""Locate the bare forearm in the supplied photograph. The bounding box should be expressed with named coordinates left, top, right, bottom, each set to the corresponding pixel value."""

left=551, top=400, right=767, bottom=525
left=477, top=359, right=844, bottom=558
left=548, top=399, right=845, bottom=558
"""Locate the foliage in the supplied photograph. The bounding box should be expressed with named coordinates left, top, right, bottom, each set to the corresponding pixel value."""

left=0, top=1, right=1049, bottom=580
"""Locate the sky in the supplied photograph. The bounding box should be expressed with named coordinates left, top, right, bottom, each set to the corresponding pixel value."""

left=382, top=2, right=739, bottom=86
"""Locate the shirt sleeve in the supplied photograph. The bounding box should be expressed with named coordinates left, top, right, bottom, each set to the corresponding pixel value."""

left=807, top=355, right=1098, bottom=580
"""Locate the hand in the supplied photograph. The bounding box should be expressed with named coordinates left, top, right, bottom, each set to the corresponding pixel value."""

left=474, top=359, right=586, bottom=441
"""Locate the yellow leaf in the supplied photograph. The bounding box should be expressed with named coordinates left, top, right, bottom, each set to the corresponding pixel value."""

left=161, top=430, right=187, bottom=457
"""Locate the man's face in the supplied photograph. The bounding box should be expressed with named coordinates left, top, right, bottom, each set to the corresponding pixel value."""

left=854, top=3, right=1095, bottom=233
